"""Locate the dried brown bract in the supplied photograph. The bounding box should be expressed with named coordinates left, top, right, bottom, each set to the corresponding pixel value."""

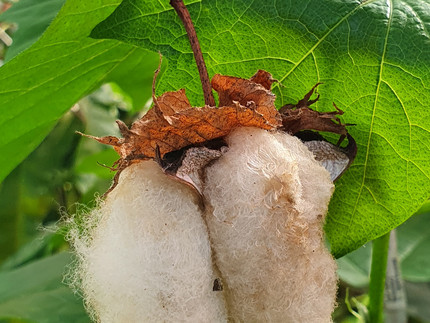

left=280, top=83, right=348, bottom=137
left=90, top=71, right=281, bottom=160
left=80, top=70, right=285, bottom=193
left=279, top=83, right=357, bottom=181
left=79, top=70, right=356, bottom=193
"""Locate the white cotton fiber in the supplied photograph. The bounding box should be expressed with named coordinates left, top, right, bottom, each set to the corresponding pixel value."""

left=67, top=160, right=227, bottom=323
left=203, top=127, right=338, bottom=322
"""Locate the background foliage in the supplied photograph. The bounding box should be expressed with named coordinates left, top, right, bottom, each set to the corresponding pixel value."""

left=0, top=0, right=430, bottom=322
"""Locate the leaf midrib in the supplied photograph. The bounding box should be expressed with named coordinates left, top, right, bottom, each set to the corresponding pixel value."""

left=350, top=0, right=394, bottom=230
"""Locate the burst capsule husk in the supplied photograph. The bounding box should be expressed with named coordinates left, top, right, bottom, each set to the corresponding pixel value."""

left=67, top=160, right=227, bottom=322
left=203, top=127, right=338, bottom=322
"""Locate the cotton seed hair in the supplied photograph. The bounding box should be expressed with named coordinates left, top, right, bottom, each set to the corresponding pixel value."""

left=68, top=128, right=338, bottom=323
left=67, top=160, right=227, bottom=322
left=204, top=127, right=338, bottom=322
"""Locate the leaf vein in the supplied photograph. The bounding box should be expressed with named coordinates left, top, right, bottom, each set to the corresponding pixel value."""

left=350, top=0, right=394, bottom=230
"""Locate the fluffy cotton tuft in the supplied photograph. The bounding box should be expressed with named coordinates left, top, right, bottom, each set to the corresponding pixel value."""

left=67, top=128, right=339, bottom=322
left=203, top=127, right=337, bottom=322
left=66, top=160, right=227, bottom=322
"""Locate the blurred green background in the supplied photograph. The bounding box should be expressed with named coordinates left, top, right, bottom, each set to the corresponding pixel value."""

left=0, top=1, right=429, bottom=322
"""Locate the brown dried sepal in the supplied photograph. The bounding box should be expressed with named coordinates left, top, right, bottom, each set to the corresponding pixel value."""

left=80, top=71, right=357, bottom=195
left=212, top=71, right=279, bottom=123
left=249, top=69, right=276, bottom=91
left=82, top=71, right=282, bottom=195
left=280, top=83, right=357, bottom=181
left=279, top=83, right=348, bottom=138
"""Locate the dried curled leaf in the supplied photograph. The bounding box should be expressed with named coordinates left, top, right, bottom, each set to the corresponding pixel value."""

left=87, top=72, right=281, bottom=162
left=279, top=83, right=348, bottom=137
left=80, top=70, right=356, bottom=195
left=279, top=83, right=357, bottom=181
left=211, top=71, right=278, bottom=122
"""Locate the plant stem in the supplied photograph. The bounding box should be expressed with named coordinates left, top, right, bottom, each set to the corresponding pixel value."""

left=368, top=231, right=391, bottom=323
left=170, top=0, right=215, bottom=107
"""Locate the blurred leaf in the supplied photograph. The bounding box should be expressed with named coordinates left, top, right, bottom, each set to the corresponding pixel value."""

left=0, top=167, right=22, bottom=262
left=397, top=209, right=430, bottom=282
left=73, top=91, right=122, bottom=194
left=73, top=173, right=111, bottom=206
left=78, top=96, right=120, bottom=139
left=0, top=0, right=67, bottom=61
left=75, top=149, right=118, bottom=179
left=404, top=281, right=430, bottom=322
left=92, top=0, right=430, bottom=257
left=337, top=245, right=372, bottom=288
left=0, top=0, right=159, bottom=184
left=90, top=83, right=132, bottom=112
left=104, top=50, right=163, bottom=111
left=20, top=111, right=83, bottom=197
left=1, top=230, right=66, bottom=271
left=0, top=112, right=82, bottom=262
left=0, top=252, right=90, bottom=323
left=107, top=83, right=134, bottom=112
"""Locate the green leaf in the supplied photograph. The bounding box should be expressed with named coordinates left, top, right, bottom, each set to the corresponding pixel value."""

left=75, top=149, right=118, bottom=179
left=1, top=229, right=66, bottom=271
left=0, top=111, right=82, bottom=262
left=0, top=0, right=159, bottom=185
left=0, top=0, right=67, bottom=62
left=102, top=51, right=163, bottom=111
left=397, top=210, right=430, bottom=282
left=91, top=0, right=430, bottom=257
left=0, top=167, right=22, bottom=262
left=74, top=92, right=122, bottom=180
left=404, top=281, right=430, bottom=321
left=337, top=244, right=372, bottom=288
left=0, top=253, right=90, bottom=323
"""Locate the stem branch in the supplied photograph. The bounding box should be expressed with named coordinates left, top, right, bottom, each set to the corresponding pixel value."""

left=170, top=0, right=215, bottom=106
left=368, top=232, right=391, bottom=323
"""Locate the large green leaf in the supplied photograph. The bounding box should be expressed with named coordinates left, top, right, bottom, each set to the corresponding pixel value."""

left=0, top=0, right=67, bottom=61
left=0, top=252, right=90, bottom=323
left=91, top=0, right=430, bottom=257
left=0, top=0, right=159, bottom=185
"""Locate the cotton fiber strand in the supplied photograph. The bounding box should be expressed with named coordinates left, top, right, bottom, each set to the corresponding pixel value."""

left=67, top=160, right=227, bottom=322
left=204, top=127, right=338, bottom=322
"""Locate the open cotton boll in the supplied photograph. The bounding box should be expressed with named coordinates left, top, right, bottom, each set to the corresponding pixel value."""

left=203, top=127, right=337, bottom=322
left=67, top=160, right=227, bottom=323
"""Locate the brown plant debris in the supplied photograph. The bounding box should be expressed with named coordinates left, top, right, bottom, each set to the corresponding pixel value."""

left=279, top=83, right=349, bottom=137
left=83, top=71, right=281, bottom=162
left=279, top=83, right=357, bottom=181
left=80, top=70, right=355, bottom=194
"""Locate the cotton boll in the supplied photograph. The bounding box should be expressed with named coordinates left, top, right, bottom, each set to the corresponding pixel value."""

left=203, top=127, right=337, bottom=322
left=67, top=160, right=227, bottom=323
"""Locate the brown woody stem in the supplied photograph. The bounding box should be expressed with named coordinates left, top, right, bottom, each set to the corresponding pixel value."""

left=170, top=0, right=215, bottom=106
